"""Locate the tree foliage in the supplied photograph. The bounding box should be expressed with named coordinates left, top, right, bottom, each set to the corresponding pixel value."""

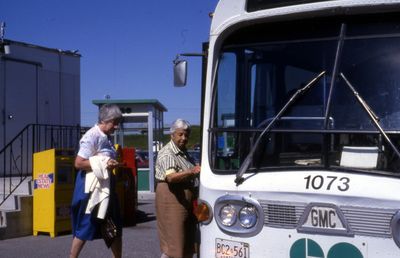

left=123, top=125, right=201, bottom=150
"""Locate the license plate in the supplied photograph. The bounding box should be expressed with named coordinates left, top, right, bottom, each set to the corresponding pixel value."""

left=215, top=238, right=249, bottom=258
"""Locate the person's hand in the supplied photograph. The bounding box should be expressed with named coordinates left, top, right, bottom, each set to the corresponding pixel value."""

left=106, top=159, right=120, bottom=170
left=191, top=165, right=201, bottom=176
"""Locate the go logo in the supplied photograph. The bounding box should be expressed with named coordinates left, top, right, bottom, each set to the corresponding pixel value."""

left=290, top=238, right=363, bottom=258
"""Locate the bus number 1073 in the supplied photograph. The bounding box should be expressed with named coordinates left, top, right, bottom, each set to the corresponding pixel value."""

left=304, top=175, right=350, bottom=192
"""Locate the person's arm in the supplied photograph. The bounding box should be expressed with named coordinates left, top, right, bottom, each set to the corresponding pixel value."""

left=165, top=165, right=201, bottom=184
left=74, top=155, right=121, bottom=171
left=75, top=132, right=94, bottom=171
left=75, top=156, right=91, bottom=171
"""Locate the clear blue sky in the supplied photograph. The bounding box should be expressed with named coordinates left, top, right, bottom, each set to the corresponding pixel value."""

left=2, top=0, right=218, bottom=126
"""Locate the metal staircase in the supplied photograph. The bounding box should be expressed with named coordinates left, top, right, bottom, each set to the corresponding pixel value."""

left=0, top=124, right=87, bottom=239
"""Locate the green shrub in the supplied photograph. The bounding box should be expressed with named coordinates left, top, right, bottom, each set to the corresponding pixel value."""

left=122, top=125, right=201, bottom=150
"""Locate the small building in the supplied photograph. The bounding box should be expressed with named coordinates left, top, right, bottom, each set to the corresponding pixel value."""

left=0, top=38, right=81, bottom=238
left=0, top=39, right=81, bottom=148
left=92, top=99, right=167, bottom=192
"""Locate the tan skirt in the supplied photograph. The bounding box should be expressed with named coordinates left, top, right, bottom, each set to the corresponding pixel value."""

left=155, top=182, right=197, bottom=258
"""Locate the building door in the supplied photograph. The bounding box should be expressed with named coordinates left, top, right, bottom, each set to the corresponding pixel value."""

left=2, top=59, right=38, bottom=147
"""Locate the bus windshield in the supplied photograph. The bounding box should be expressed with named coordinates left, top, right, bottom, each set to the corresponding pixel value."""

left=211, top=15, right=400, bottom=176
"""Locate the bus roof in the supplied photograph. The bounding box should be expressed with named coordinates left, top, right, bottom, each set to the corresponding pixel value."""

left=211, top=0, right=400, bottom=36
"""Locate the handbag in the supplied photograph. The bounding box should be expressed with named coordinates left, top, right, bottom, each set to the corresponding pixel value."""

left=101, top=216, right=118, bottom=248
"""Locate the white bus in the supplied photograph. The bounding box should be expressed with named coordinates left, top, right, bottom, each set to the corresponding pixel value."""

left=174, top=1, right=400, bottom=257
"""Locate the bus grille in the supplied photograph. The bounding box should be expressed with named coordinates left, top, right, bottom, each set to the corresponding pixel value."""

left=259, top=200, right=396, bottom=238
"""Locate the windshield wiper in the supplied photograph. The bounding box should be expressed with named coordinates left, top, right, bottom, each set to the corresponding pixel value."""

left=340, top=73, right=400, bottom=159
left=234, top=71, right=326, bottom=185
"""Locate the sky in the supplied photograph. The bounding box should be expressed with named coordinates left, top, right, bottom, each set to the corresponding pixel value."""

left=2, top=0, right=219, bottom=126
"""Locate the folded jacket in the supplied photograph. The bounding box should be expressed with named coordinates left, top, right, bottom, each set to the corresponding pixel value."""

left=85, top=155, right=110, bottom=219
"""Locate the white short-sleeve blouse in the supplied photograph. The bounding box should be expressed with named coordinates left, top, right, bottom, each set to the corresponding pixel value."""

left=77, top=124, right=117, bottom=160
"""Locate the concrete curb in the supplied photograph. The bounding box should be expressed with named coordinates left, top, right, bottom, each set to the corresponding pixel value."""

left=138, top=191, right=155, bottom=201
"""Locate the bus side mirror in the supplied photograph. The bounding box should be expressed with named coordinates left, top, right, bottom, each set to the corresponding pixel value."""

left=173, top=56, right=187, bottom=87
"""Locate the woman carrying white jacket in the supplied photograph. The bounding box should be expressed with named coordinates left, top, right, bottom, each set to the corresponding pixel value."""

left=69, top=104, right=123, bottom=258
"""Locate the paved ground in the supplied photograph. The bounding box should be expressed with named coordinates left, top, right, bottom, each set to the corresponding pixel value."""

left=0, top=199, right=161, bottom=258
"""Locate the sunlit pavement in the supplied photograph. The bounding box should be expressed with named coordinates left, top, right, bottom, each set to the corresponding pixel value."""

left=0, top=199, right=160, bottom=258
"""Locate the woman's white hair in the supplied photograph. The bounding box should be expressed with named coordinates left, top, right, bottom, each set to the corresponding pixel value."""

left=170, top=118, right=191, bottom=134
left=98, top=104, right=123, bottom=123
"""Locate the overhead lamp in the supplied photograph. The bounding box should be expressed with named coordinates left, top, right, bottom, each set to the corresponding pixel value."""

left=2, top=44, right=10, bottom=55
left=0, top=21, right=10, bottom=55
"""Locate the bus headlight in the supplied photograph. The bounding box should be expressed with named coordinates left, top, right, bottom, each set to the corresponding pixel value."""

left=220, top=204, right=237, bottom=226
left=214, top=195, right=264, bottom=237
left=391, top=210, right=400, bottom=248
left=239, top=206, right=257, bottom=228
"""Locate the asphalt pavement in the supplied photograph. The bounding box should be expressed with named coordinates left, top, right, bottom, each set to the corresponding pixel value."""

left=0, top=200, right=161, bottom=258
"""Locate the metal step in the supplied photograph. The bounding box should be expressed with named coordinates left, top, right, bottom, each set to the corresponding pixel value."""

left=0, top=176, right=32, bottom=195
left=0, top=177, right=33, bottom=211
left=0, top=194, right=18, bottom=211
left=0, top=177, right=33, bottom=239
left=0, top=196, right=33, bottom=239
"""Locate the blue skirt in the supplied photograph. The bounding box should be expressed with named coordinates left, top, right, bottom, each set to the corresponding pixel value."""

left=71, top=170, right=122, bottom=241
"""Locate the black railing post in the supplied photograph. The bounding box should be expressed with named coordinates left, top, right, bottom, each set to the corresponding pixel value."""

left=2, top=149, right=5, bottom=202
left=8, top=148, right=11, bottom=195
left=20, top=133, right=23, bottom=179
left=0, top=124, right=88, bottom=206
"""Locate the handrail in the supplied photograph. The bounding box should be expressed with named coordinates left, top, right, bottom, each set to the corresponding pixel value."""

left=0, top=123, right=32, bottom=154
left=0, top=124, right=89, bottom=207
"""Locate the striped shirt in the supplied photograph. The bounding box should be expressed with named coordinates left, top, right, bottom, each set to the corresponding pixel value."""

left=155, top=140, right=195, bottom=181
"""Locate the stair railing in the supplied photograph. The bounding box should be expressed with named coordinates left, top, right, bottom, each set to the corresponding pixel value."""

left=0, top=124, right=88, bottom=206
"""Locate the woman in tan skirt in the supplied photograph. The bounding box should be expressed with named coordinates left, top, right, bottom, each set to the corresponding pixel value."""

left=155, top=119, right=201, bottom=258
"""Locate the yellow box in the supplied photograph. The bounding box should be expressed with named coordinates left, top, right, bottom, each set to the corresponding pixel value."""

left=33, top=149, right=75, bottom=237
